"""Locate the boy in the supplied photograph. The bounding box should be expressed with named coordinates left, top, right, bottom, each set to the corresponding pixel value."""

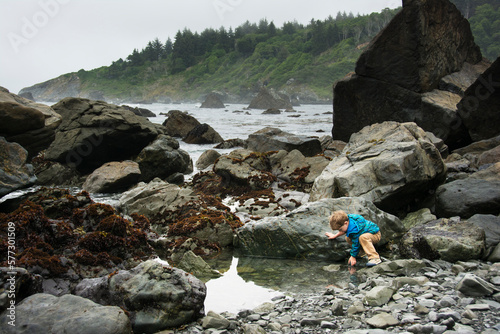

left=325, top=210, right=382, bottom=267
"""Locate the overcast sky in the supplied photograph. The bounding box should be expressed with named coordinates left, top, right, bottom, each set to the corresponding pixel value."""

left=0, top=0, right=401, bottom=94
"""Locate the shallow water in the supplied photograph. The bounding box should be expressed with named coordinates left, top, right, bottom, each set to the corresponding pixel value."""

left=203, top=250, right=354, bottom=313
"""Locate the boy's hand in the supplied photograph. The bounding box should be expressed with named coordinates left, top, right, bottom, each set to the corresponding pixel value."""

left=348, top=256, right=357, bottom=266
left=325, top=232, right=337, bottom=239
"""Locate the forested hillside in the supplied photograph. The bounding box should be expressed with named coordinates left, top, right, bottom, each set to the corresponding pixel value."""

left=31, top=0, right=499, bottom=103
left=76, top=9, right=399, bottom=102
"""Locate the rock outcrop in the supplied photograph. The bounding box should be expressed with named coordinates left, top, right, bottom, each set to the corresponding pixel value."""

left=0, top=87, right=62, bottom=157
left=162, top=110, right=201, bottom=138
left=82, top=160, right=141, bottom=193
left=236, top=197, right=404, bottom=260
left=246, top=127, right=322, bottom=157
left=75, top=260, right=206, bottom=333
left=332, top=0, right=485, bottom=149
left=183, top=123, right=224, bottom=144
left=0, top=293, right=132, bottom=334
left=248, top=87, right=293, bottom=110
left=311, top=122, right=447, bottom=214
left=457, top=56, right=500, bottom=142
left=135, top=135, right=192, bottom=182
left=44, top=98, right=163, bottom=173
left=200, top=92, right=225, bottom=108
left=0, top=137, right=37, bottom=197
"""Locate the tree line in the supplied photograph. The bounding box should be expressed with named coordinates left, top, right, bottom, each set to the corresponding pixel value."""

left=108, top=8, right=398, bottom=76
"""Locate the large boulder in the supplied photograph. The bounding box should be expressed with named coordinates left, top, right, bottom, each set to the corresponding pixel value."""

left=183, top=123, right=224, bottom=144
left=248, top=87, right=293, bottom=110
left=82, top=160, right=141, bottom=193
left=0, top=87, right=62, bottom=157
left=332, top=0, right=484, bottom=148
left=0, top=137, right=37, bottom=197
left=44, top=98, right=163, bottom=173
left=0, top=293, right=132, bottom=334
left=236, top=197, right=404, bottom=260
left=457, top=57, right=500, bottom=142
left=162, top=110, right=200, bottom=138
left=467, top=214, right=500, bottom=258
left=75, top=259, right=206, bottom=333
left=399, top=217, right=486, bottom=262
left=118, top=178, right=197, bottom=218
left=246, top=127, right=322, bottom=157
left=310, top=122, right=447, bottom=214
left=135, top=135, right=192, bottom=182
left=200, top=92, right=225, bottom=108
left=435, top=178, right=500, bottom=218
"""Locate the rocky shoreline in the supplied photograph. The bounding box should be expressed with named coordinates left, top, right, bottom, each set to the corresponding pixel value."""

left=175, top=259, right=500, bottom=334
left=1, top=0, right=500, bottom=333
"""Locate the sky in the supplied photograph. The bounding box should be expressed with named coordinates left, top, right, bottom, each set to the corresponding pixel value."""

left=0, top=0, right=401, bottom=94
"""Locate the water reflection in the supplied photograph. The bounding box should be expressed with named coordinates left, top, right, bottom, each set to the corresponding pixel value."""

left=204, top=250, right=354, bottom=313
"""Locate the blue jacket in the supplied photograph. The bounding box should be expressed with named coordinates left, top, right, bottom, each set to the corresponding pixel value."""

left=346, top=214, right=380, bottom=257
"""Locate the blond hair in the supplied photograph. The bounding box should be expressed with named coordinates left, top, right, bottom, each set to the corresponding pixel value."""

left=329, top=210, right=348, bottom=230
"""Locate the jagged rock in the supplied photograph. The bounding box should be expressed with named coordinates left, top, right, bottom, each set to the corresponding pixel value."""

left=75, top=259, right=206, bottom=333
left=248, top=87, right=292, bottom=110
left=401, top=208, right=437, bottom=231
left=184, top=123, right=224, bottom=144
left=200, top=93, right=225, bottom=108
left=0, top=87, right=62, bottom=158
left=456, top=273, right=497, bottom=297
left=33, top=161, right=83, bottom=187
left=363, top=286, right=395, bottom=307
left=246, top=127, right=322, bottom=157
left=118, top=178, right=197, bottom=218
left=399, top=217, right=486, bottom=262
left=470, top=162, right=500, bottom=182
left=121, top=104, right=156, bottom=117
left=135, top=135, right=192, bottom=182
left=0, top=137, right=37, bottom=197
left=236, top=197, right=404, bottom=260
left=332, top=0, right=483, bottom=148
left=44, top=98, right=163, bottom=173
left=311, top=122, right=446, bottom=214
left=467, top=214, right=500, bottom=258
left=177, top=251, right=221, bottom=280
left=19, top=73, right=81, bottom=102
left=0, top=293, right=132, bottom=334
left=457, top=57, right=500, bottom=141
left=82, top=160, right=141, bottom=193
left=366, top=312, right=399, bottom=328
left=196, top=149, right=221, bottom=170
left=213, top=149, right=276, bottom=190
left=435, top=178, right=500, bottom=218
left=162, top=110, right=200, bottom=138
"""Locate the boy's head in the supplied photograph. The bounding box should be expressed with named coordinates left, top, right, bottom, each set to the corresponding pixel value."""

left=329, top=210, right=348, bottom=231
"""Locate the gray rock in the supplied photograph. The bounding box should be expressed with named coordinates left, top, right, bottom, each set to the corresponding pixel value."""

left=399, top=218, right=486, bottom=262
left=311, top=122, right=446, bottom=214
left=200, top=93, right=225, bottom=108
left=135, top=134, right=192, bottom=182
left=0, top=137, right=37, bottom=197
left=467, top=214, right=500, bottom=257
left=82, top=160, right=141, bottom=193
left=457, top=57, right=500, bottom=141
left=363, top=286, right=395, bottom=306
left=202, top=311, right=230, bottom=329
left=0, top=293, right=132, bottom=334
left=162, top=110, right=200, bottom=138
left=177, top=251, right=221, bottom=281
left=45, top=97, right=163, bottom=173
left=184, top=123, right=224, bottom=144
left=75, top=259, right=206, bottom=333
left=435, top=178, right=500, bottom=218
left=365, top=312, right=399, bottom=328
left=196, top=149, right=221, bottom=170
left=456, top=273, right=497, bottom=297
left=246, top=127, right=322, bottom=157
left=118, top=178, right=197, bottom=219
